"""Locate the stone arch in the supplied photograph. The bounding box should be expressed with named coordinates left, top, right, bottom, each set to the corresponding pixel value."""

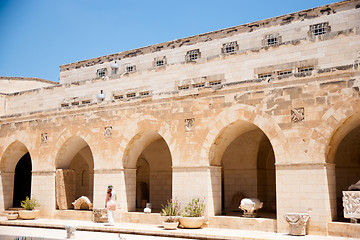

left=54, top=135, right=94, bottom=210
left=312, top=99, right=360, bottom=221
left=0, top=140, right=32, bottom=209
left=204, top=104, right=288, bottom=166
left=121, top=116, right=174, bottom=211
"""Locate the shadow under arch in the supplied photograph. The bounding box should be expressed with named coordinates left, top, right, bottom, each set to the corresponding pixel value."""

left=54, top=136, right=94, bottom=210
left=122, top=130, right=173, bottom=212
left=204, top=105, right=285, bottom=217
left=0, top=140, right=32, bottom=209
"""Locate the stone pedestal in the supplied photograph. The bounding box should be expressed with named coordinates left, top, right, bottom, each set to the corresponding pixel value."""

left=56, top=169, right=75, bottom=210
left=64, top=225, right=76, bottom=239
left=343, top=191, right=360, bottom=221
left=93, top=208, right=108, bottom=222
left=284, top=213, right=310, bottom=236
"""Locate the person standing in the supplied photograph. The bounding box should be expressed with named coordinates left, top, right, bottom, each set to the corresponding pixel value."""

left=105, top=184, right=117, bottom=226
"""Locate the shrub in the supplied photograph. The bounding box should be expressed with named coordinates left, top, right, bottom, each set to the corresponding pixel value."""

left=183, top=198, right=205, bottom=217
left=20, top=196, right=40, bottom=210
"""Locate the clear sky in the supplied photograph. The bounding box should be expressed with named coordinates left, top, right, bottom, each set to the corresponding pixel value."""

left=0, top=0, right=339, bottom=82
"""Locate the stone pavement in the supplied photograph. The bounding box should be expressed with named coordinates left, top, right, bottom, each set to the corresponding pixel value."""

left=0, top=217, right=357, bottom=240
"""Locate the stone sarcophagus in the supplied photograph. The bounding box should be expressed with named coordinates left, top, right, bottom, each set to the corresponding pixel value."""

left=343, top=191, right=360, bottom=221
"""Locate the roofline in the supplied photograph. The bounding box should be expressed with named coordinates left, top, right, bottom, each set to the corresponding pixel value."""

left=0, top=76, right=59, bottom=85
left=59, top=0, right=358, bottom=72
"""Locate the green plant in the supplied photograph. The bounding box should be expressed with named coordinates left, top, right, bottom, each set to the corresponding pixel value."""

left=20, top=196, right=40, bottom=210
left=161, top=199, right=180, bottom=222
left=183, top=198, right=205, bottom=217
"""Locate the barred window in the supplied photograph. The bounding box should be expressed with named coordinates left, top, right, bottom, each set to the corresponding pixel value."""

left=258, top=73, right=272, bottom=79
left=154, top=57, right=165, bottom=67
left=140, top=91, right=150, bottom=97
left=278, top=70, right=292, bottom=76
left=222, top=41, right=238, bottom=54
left=126, top=93, right=136, bottom=98
left=125, top=65, right=135, bottom=73
left=186, top=49, right=200, bottom=62
left=265, top=34, right=278, bottom=46
left=193, top=83, right=205, bottom=88
left=311, top=23, right=328, bottom=36
left=97, top=68, right=107, bottom=77
left=298, top=66, right=314, bottom=73
left=113, top=94, right=124, bottom=100
left=209, top=80, right=222, bottom=86
left=178, top=85, right=190, bottom=90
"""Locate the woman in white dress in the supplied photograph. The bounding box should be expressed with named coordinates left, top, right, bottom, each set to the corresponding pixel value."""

left=105, top=184, right=117, bottom=226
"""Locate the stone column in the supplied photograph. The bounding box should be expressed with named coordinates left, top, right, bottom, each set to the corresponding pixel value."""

left=172, top=166, right=221, bottom=218
left=0, top=172, right=14, bottom=210
left=31, top=171, right=56, bottom=218
left=276, top=163, right=335, bottom=235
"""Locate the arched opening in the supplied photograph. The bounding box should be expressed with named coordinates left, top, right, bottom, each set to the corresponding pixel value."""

left=0, top=140, right=31, bottom=210
left=12, top=153, right=32, bottom=207
left=333, top=124, right=360, bottom=221
left=55, top=136, right=94, bottom=210
left=211, top=120, right=276, bottom=218
left=124, top=130, right=172, bottom=212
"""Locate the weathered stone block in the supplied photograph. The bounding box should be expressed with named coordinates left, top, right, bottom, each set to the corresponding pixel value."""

left=93, top=208, right=108, bottom=223
left=56, top=169, right=75, bottom=210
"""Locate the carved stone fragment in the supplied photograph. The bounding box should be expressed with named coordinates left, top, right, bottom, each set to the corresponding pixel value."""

left=72, top=196, right=93, bottom=210
left=343, top=191, right=360, bottom=220
left=285, top=213, right=310, bottom=236
left=291, top=107, right=304, bottom=123
left=93, top=208, right=108, bottom=223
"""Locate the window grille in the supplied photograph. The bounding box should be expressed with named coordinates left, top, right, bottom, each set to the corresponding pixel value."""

left=140, top=91, right=150, bottom=97
left=311, top=23, right=328, bottom=36
left=258, top=73, right=272, bottom=79
left=125, top=65, right=135, bottom=73
left=194, top=83, right=205, bottom=88
left=154, top=57, right=165, bottom=67
left=113, top=95, right=124, bottom=100
left=126, top=93, right=136, bottom=98
left=278, top=70, right=292, bottom=76
left=178, top=85, right=190, bottom=90
left=222, top=41, right=238, bottom=53
left=186, top=49, right=200, bottom=62
left=209, top=81, right=222, bottom=86
left=265, top=34, right=278, bottom=46
left=97, top=68, right=107, bottom=77
left=81, top=100, right=91, bottom=104
left=298, top=66, right=314, bottom=73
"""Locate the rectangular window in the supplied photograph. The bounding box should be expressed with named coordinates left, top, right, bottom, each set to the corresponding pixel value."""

left=222, top=41, right=238, bottom=54
left=125, top=65, right=135, bottom=73
left=311, top=22, right=328, bottom=36
left=97, top=68, right=107, bottom=77
left=154, top=57, right=166, bottom=67
left=178, top=85, right=190, bottom=90
left=265, top=34, right=278, bottom=46
left=113, top=94, right=124, bottom=100
left=81, top=100, right=91, bottom=104
left=186, top=49, right=200, bottom=62
left=194, top=83, right=205, bottom=88
left=140, top=91, right=150, bottom=97
left=209, top=81, right=222, bottom=86
left=71, top=102, right=79, bottom=106
left=298, top=66, right=314, bottom=73
left=126, top=93, right=136, bottom=98
left=112, top=68, right=118, bottom=75
left=61, top=103, right=69, bottom=107
left=258, top=73, right=272, bottom=79
left=278, top=70, right=292, bottom=76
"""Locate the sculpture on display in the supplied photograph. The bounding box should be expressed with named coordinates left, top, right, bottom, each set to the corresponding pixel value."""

left=239, top=198, right=263, bottom=217
left=284, top=213, right=310, bottom=236
left=72, top=196, right=93, bottom=210
left=343, top=180, right=360, bottom=223
left=93, top=208, right=108, bottom=223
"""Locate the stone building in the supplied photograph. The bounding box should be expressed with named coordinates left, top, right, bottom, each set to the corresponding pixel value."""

left=0, top=0, right=359, bottom=237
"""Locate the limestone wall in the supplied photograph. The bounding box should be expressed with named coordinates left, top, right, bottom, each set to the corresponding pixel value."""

left=0, top=77, right=57, bottom=94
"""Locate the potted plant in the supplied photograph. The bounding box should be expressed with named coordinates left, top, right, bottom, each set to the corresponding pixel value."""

left=179, top=198, right=205, bottom=229
left=160, top=199, right=181, bottom=230
left=18, top=196, right=40, bottom=220
left=6, top=211, right=18, bottom=220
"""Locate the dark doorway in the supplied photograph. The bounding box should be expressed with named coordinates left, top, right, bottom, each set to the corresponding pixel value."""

left=12, top=153, right=32, bottom=207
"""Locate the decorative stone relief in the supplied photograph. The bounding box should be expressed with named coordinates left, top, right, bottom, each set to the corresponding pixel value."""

left=185, top=118, right=195, bottom=131
left=104, top=126, right=112, bottom=137
left=291, top=107, right=304, bottom=123
left=93, top=208, right=108, bottom=223
left=41, top=133, right=48, bottom=144
left=72, top=196, right=93, bottom=210
left=284, top=213, right=310, bottom=236
left=343, top=191, right=360, bottom=220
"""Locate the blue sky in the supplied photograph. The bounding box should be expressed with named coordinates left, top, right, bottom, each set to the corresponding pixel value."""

left=0, top=0, right=338, bottom=82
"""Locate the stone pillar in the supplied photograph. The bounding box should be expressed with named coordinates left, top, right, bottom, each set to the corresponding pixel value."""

left=0, top=172, right=14, bottom=210
left=31, top=171, right=55, bottom=218
left=276, top=163, right=334, bottom=235
left=122, top=168, right=136, bottom=212
left=173, top=166, right=220, bottom=218
left=55, top=169, right=75, bottom=210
